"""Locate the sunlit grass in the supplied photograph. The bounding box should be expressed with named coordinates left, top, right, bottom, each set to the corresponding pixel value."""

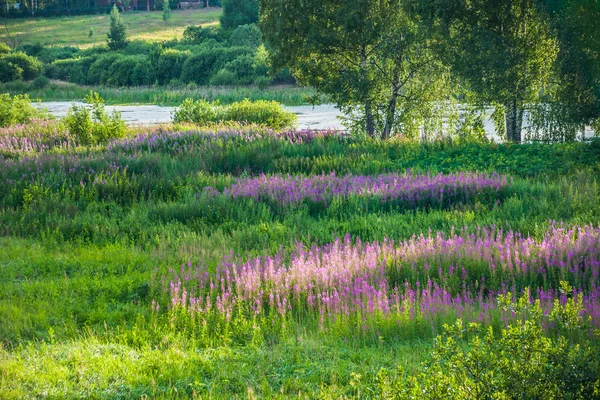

left=0, top=8, right=222, bottom=48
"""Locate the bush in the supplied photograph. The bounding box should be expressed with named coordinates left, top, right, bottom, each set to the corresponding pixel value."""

left=222, top=53, right=256, bottom=85
left=87, top=53, right=121, bottom=85
left=131, top=58, right=154, bottom=86
left=209, top=69, right=239, bottom=86
left=31, top=75, right=50, bottom=89
left=37, top=46, right=80, bottom=63
left=0, top=43, right=11, bottom=55
left=182, top=25, right=224, bottom=43
left=254, top=76, right=271, bottom=90
left=0, top=59, right=23, bottom=82
left=378, top=291, right=600, bottom=399
left=107, top=55, right=146, bottom=87
left=229, top=24, right=262, bottom=48
left=156, top=49, right=190, bottom=85
left=173, top=98, right=297, bottom=129
left=62, top=91, right=126, bottom=145
left=0, top=52, right=43, bottom=80
left=45, top=57, right=94, bottom=84
left=225, top=99, right=297, bottom=129
left=220, top=0, right=258, bottom=30
left=0, top=93, right=48, bottom=127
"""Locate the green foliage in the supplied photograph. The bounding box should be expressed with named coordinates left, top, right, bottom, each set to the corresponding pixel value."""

left=0, top=51, right=43, bottom=81
left=0, top=59, right=22, bottom=82
left=0, top=93, right=48, bottom=127
left=156, top=49, right=190, bottom=85
left=182, top=25, right=223, bottom=43
left=107, top=5, right=128, bottom=51
left=162, top=0, right=172, bottom=22
left=220, top=0, right=258, bottom=29
left=209, top=68, right=239, bottom=86
left=107, top=55, right=147, bottom=87
left=261, top=0, right=451, bottom=138
left=31, top=75, right=49, bottom=89
left=378, top=291, right=600, bottom=399
left=62, top=91, right=126, bottom=145
left=229, top=23, right=262, bottom=48
left=172, top=98, right=297, bottom=129
left=0, top=43, right=10, bottom=55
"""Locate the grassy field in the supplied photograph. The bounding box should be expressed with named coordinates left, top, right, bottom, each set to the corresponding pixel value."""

left=0, top=81, right=323, bottom=106
left=0, top=114, right=599, bottom=397
left=0, top=8, right=221, bottom=48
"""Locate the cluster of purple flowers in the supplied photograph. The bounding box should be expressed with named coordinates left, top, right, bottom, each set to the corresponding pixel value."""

left=0, top=120, right=77, bottom=158
left=162, top=225, right=600, bottom=328
left=212, top=171, right=509, bottom=208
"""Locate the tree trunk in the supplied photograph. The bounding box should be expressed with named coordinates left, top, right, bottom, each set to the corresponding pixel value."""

left=505, top=99, right=524, bottom=143
left=382, top=72, right=401, bottom=140
left=360, top=46, right=375, bottom=138
left=365, top=100, right=375, bottom=137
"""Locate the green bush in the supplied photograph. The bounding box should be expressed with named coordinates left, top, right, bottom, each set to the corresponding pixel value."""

left=37, top=46, right=80, bottom=64
left=173, top=98, right=297, bottom=129
left=180, top=52, right=219, bottom=85
left=45, top=57, right=94, bottom=84
left=0, top=52, right=43, bottom=81
left=209, top=69, right=239, bottom=86
left=254, top=76, right=271, bottom=90
left=0, top=93, right=48, bottom=127
left=31, top=76, right=50, bottom=89
left=222, top=53, right=256, bottom=85
left=87, top=53, right=121, bottom=85
left=131, top=58, right=154, bottom=86
left=0, top=59, right=22, bottom=82
left=182, top=25, right=224, bottom=43
left=0, top=43, right=11, bottom=56
left=107, top=55, right=147, bottom=87
left=229, top=24, right=262, bottom=48
left=220, top=0, right=258, bottom=29
left=378, top=291, right=600, bottom=399
left=62, top=91, right=126, bottom=145
left=156, top=49, right=190, bottom=85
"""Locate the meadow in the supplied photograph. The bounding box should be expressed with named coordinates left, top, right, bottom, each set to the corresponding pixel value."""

left=1, top=114, right=600, bottom=397
left=0, top=8, right=222, bottom=48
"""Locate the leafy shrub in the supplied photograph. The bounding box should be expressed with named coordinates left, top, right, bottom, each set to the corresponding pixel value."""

left=107, top=55, right=147, bottom=87
left=131, top=58, right=154, bottom=86
left=37, top=46, right=80, bottom=63
left=0, top=93, right=48, bottom=127
left=62, top=91, right=126, bottom=145
left=31, top=75, right=50, bottom=89
left=0, top=52, right=43, bottom=80
left=225, top=99, right=297, bottom=129
left=180, top=52, right=219, bottom=85
left=377, top=290, right=600, bottom=399
left=123, top=40, right=158, bottom=55
left=222, top=54, right=256, bottom=84
left=209, top=69, right=239, bottom=86
left=45, top=57, right=94, bottom=84
left=0, top=43, right=11, bottom=55
left=220, top=0, right=258, bottom=30
left=16, top=42, right=44, bottom=57
left=156, top=49, right=190, bottom=85
left=229, top=24, right=262, bottom=48
left=173, top=98, right=297, bottom=129
left=182, top=25, right=223, bottom=43
left=0, top=59, right=22, bottom=82
left=254, top=76, right=271, bottom=90
left=87, top=53, right=121, bottom=85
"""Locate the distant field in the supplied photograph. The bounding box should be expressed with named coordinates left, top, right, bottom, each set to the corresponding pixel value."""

left=0, top=8, right=221, bottom=48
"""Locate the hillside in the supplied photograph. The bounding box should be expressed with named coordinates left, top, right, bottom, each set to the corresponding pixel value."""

left=0, top=8, right=221, bottom=48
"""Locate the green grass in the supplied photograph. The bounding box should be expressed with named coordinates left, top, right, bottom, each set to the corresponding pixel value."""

left=0, top=81, right=323, bottom=106
left=0, top=8, right=221, bottom=48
